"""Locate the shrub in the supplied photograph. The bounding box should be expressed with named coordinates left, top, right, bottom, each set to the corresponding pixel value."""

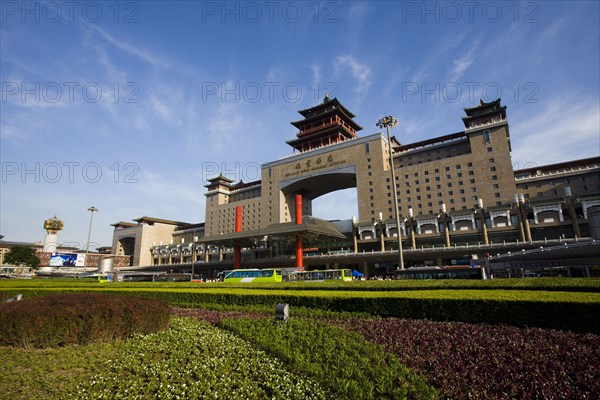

left=222, top=317, right=437, bottom=400
left=332, top=317, right=600, bottom=400
left=0, top=293, right=171, bottom=348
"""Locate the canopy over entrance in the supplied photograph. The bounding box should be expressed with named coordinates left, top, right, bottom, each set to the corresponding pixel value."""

left=198, top=216, right=346, bottom=247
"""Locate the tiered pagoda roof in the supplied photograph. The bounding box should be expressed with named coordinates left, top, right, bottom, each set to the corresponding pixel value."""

left=462, top=98, right=507, bottom=129
left=287, top=96, right=363, bottom=153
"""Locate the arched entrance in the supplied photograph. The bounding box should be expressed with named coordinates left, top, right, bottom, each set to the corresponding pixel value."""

left=118, top=237, right=136, bottom=266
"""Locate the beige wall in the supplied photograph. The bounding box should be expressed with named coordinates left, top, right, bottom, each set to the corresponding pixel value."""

left=263, top=134, right=388, bottom=225
left=112, top=223, right=177, bottom=266
left=391, top=122, right=516, bottom=218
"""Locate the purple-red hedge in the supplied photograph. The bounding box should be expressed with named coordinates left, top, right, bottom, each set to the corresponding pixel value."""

left=332, top=318, right=600, bottom=400
left=0, top=293, right=171, bottom=348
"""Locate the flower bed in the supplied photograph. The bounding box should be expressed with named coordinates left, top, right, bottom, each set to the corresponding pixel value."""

left=73, top=317, right=328, bottom=399
left=221, top=316, right=437, bottom=400
left=177, top=307, right=600, bottom=399
left=332, top=318, right=600, bottom=400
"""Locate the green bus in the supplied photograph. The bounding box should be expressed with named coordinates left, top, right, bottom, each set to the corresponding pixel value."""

left=289, top=269, right=353, bottom=282
left=223, top=268, right=284, bottom=283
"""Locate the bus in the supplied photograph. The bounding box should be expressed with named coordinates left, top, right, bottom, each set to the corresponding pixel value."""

left=223, top=268, right=285, bottom=283
left=118, top=272, right=162, bottom=282
left=394, top=265, right=486, bottom=280
left=289, top=269, right=353, bottom=282
left=153, top=273, right=192, bottom=282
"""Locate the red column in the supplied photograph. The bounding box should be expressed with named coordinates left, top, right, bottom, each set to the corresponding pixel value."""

left=295, top=194, right=303, bottom=224
left=234, top=206, right=242, bottom=269
left=295, top=194, right=304, bottom=270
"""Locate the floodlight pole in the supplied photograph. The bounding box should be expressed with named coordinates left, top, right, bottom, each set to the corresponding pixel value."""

left=377, top=116, right=404, bottom=270
left=83, top=206, right=98, bottom=273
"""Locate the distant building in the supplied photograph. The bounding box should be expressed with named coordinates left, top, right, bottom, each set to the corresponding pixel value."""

left=0, top=240, right=78, bottom=266
left=111, top=217, right=204, bottom=266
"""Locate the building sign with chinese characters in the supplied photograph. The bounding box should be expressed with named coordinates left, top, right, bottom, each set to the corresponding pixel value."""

left=283, top=154, right=348, bottom=178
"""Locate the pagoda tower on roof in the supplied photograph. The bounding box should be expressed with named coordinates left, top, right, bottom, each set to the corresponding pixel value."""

left=462, top=98, right=507, bottom=130
left=287, top=95, right=363, bottom=153
left=205, top=174, right=233, bottom=192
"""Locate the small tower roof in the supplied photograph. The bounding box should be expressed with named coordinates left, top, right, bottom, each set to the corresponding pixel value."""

left=206, top=174, right=233, bottom=183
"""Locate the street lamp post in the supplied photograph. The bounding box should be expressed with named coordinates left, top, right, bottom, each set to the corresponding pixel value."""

left=376, top=116, right=404, bottom=270
left=83, top=206, right=98, bottom=273
left=192, top=236, right=198, bottom=279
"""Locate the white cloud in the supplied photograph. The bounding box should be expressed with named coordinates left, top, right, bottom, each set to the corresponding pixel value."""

left=310, top=63, right=321, bottom=84
left=449, top=41, right=479, bottom=82
left=87, top=24, right=170, bottom=69
left=334, top=55, right=372, bottom=94
left=511, top=96, right=600, bottom=167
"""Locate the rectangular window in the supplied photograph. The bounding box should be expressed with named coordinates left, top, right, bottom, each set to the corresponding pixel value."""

left=483, top=130, right=491, bottom=144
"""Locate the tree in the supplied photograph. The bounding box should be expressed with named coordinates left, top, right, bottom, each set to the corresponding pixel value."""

left=4, top=246, right=40, bottom=268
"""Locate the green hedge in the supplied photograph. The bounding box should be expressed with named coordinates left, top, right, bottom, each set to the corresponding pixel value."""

left=222, top=317, right=437, bottom=400
left=2, top=277, right=599, bottom=292
left=0, top=293, right=171, bottom=348
left=3, top=287, right=596, bottom=333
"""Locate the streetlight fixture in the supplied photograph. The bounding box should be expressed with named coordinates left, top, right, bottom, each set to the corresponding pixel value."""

left=83, top=206, right=98, bottom=273
left=376, top=116, right=404, bottom=270
left=192, top=236, right=198, bottom=280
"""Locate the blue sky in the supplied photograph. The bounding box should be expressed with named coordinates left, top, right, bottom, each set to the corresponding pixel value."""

left=1, top=1, right=599, bottom=250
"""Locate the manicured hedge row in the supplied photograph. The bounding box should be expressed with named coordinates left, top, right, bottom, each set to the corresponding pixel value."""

left=3, top=287, right=597, bottom=333
left=222, top=317, right=437, bottom=399
left=2, top=277, right=599, bottom=292
left=0, top=293, right=171, bottom=348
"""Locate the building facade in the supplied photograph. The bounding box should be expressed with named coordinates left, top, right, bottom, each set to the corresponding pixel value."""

left=199, top=97, right=599, bottom=271
left=111, top=217, right=206, bottom=267
left=112, top=97, right=598, bottom=272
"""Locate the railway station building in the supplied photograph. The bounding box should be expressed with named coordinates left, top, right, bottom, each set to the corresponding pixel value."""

left=114, top=97, right=599, bottom=276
